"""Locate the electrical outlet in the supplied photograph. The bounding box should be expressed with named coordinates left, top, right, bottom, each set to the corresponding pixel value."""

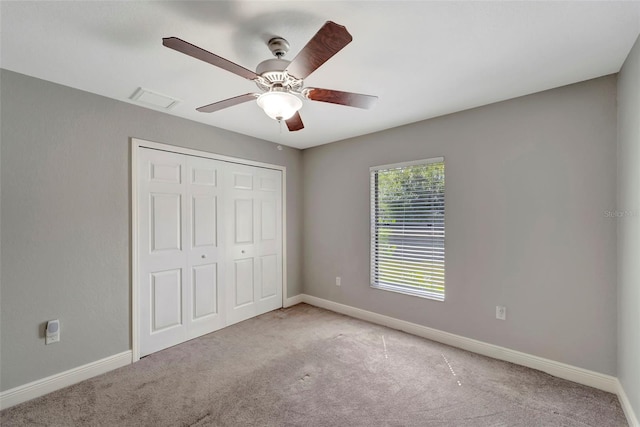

left=336, top=277, right=341, bottom=286
left=46, top=319, right=60, bottom=344
left=496, top=306, right=506, bottom=320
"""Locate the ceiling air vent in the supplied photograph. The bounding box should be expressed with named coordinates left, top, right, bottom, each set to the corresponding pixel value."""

left=130, top=87, right=180, bottom=109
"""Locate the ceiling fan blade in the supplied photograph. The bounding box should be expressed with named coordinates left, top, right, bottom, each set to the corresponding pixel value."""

left=285, top=21, right=352, bottom=79
left=163, top=37, right=258, bottom=81
left=196, top=93, right=259, bottom=113
left=304, top=88, right=378, bottom=109
left=285, top=111, right=304, bottom=131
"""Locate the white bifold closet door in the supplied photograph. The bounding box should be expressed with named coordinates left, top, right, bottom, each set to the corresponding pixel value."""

left=137, top=148, right=282, bottom=357
left=225, top=163, right=283, bottom=325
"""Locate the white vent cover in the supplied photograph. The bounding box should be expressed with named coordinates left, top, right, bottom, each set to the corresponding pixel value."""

left=130, top=88, right=179, bottom=109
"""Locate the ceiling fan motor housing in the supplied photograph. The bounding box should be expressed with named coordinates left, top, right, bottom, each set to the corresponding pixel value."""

left=255, top=58, right=303, bottom=92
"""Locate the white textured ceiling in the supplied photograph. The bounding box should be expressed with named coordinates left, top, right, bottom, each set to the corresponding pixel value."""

left=2, top=1, right=639, bottom=149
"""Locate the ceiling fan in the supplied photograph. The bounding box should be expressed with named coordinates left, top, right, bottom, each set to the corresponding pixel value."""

left=162, top=21, right=377, bottom=131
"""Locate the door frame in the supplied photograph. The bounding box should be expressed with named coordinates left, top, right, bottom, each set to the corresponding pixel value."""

left=131, top=138, right=287, bottom=362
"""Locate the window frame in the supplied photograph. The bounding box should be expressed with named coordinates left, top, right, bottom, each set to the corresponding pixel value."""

left=370, top=157, right=445, bottom=301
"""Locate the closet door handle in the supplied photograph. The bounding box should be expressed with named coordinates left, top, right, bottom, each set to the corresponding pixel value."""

left=201, top=255, right=206, bottom=259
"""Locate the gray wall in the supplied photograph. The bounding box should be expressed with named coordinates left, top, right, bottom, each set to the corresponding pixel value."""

left=0, top=66, right=626, bottom=393
left=0, top=70, right=303, bottom=391
left=302, top=76, right=618, bottom=375
left=617, top=34, right=640, bottom=418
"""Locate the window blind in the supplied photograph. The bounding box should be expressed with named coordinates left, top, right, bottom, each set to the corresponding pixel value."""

left=370, top=158, right=445, bottom=301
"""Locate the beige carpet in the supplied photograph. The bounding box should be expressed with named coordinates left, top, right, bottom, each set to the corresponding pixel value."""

left=1, top=304, right=627, bottom=426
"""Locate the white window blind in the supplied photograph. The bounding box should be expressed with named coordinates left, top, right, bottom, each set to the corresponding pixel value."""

left=370, top=158, right=445, bottom=301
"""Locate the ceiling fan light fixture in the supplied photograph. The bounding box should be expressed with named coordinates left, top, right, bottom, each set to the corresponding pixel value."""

left=257, top=89, right=302, bottom=121
left=163, top=21, right=376, bottom=133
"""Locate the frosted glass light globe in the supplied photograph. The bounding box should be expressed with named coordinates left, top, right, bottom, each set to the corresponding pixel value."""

left=257, top=90, right=302, bottom=121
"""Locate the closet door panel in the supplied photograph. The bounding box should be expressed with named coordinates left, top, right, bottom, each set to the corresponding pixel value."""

left=225, top=163, right=282, bottom=325
left=186, top=156, right=225, bottom=338
left=138, top=149, right=188, bottom=356
left=254, top=167, right=283, bottom=313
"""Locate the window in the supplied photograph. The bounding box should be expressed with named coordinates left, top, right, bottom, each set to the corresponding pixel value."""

left=370, top=158, right=445, bottom=300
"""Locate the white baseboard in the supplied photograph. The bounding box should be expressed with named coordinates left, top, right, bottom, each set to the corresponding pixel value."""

left=0, top=350, right=132, bottom=410
left=300, top=294, right=618, bottom=393
left=283, top=294, right=304, bottom=308
left=617, top=379, right=639, bottom=427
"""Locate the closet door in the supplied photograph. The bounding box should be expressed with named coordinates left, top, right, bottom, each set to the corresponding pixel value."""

left=138, top=149, right=189, bottom=356
left=138, top=149, right=226, bottom=356
left=137, top=145, right=283, bottom=357
left=185, top=156, right=225, bottom=339
left=225, top=163, right=283, bottom=325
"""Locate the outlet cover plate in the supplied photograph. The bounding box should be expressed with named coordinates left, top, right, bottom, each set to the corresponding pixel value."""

left=46, top=319, right=60, bottom=344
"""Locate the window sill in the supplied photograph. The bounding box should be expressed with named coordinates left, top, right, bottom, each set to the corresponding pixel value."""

left=371, top=283, right=444, bottom=301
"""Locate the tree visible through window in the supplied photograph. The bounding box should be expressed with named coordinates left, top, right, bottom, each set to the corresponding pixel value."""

left=370, top=158, right=445, bottom=300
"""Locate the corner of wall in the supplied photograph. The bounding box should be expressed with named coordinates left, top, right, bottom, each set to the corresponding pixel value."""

left=616, top=31, right=640, bottom=427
